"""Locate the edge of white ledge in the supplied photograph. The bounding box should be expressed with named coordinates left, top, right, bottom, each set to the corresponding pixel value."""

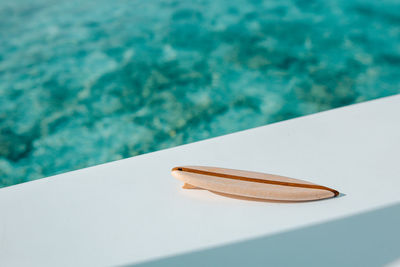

left=1, top=94, right=400, bottom=266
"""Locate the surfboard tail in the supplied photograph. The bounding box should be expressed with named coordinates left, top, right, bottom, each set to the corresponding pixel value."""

left=182, top=183, right=202, bottom=189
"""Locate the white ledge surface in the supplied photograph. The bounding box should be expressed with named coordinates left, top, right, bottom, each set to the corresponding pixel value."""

left=1, top=95, right=400, bottom=266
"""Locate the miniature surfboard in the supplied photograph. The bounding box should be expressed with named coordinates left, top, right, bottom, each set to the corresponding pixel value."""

left=171, top=166, right=339, bottom=201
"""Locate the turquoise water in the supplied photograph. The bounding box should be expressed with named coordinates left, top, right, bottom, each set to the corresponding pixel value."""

left=1, top=0, right=399, bottom=187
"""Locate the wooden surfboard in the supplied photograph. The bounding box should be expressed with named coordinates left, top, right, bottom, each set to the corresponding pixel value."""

left=171, top=166, right=339, bottom=202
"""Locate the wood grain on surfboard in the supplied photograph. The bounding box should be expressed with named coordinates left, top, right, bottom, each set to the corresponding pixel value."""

left=171, top=166, right=339, bottom=202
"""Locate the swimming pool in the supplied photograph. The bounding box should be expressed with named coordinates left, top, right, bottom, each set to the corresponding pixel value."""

left=1, top=0, right=399, bottom=187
